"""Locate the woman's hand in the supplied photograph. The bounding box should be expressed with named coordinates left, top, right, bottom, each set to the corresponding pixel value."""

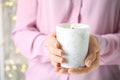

left=46, top=32, right=100, bottom=74
left=46, top=32, right=68, bottom=73
left=68, top=35, right=100, bottom=74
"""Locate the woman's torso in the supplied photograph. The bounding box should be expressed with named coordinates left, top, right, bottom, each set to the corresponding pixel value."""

left=26, top=0, right=120, bottom=80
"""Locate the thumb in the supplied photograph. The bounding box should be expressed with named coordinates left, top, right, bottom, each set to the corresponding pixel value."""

left=85, top=51, right=96, bottom=67
left=85, top=35, right=99, bottom=67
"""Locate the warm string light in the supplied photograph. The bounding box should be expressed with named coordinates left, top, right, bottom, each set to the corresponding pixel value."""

left=12, top=65, right=17, bottom=70
left=5, top=1, right=14, bottom=7
left=4, top=1, right=17, bottom=21
left=15, top=48, right=20, bottom=54
left=5, top=64, right=27, bottom=71
left=0, top=0, right=16, bottom=7
left=8, top=73, right=13, bottom=78
left=2, top=0, right=27, bottom=80
left=9, top=59, right=15, bottom=65
left=12, top=16, right=16, bottom=21
left=4, top=0, right=16, bottom=7
left=22, top=64, right=27, bottom=69
left=4, top=59, right=27, bottom=77
left=5, top=66, right=11, bottom=71
left=5, top=64, right=27, bottom=79
left=21, top=64, right=27, bottom=73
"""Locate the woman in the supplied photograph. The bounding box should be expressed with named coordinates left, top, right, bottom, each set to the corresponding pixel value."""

left=12, top=0, right=120, bottom=80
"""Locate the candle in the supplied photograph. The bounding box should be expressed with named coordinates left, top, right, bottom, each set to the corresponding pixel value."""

left=56, top=23, right=90, bottom=68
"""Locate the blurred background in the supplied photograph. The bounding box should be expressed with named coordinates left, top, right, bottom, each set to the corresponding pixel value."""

left=0, top=0, right=27, bottom=80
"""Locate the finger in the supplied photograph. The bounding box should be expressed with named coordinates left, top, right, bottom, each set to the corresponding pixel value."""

left=51, top=62, right=60, bottom=68
left=46, top=38, right=60, bottom=49
left=85, top=51, right=100, bottom=72
left=48, top=47, right=63, bottom=56
left=68, top=67, right=88, bottom=74
left=89, top=35, right=100, bottom=52
left=69, top=51, right=100, bottom=74
left=85, top=50, right=96, bottom=67
left=85, top=35, right=99, bottom=67
left=54, top=65, right=61, bottom=71
left=47, top=32, right=61, bottom=48
left=54, top=66, right=68, bottom=74
left=68, top=64, right=92, bottom=74
left=91, top=51, right=100, bottom=68
left=50, top=39, right=60, bottom=48
left=58, top=68, right=68, bottom=74
left=50, top=55, right=64, bottom=64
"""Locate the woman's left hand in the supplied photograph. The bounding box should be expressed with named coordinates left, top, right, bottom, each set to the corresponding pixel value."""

left=56, top=35, right=100, bottom=74
left=68, top=35, right=100, bottom=74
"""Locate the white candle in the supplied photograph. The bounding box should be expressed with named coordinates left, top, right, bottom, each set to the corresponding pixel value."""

left=56, top=23, right=90, bottom=68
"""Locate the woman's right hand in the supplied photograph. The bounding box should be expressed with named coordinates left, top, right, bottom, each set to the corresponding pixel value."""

left=46, top=32, right=68, bottom=73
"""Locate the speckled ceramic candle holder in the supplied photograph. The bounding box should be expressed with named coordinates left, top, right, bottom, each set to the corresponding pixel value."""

left=56, top=23, right=90, bottom=68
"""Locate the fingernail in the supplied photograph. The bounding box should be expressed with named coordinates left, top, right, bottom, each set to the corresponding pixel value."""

left=86, top=60, right=91, bottom=67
